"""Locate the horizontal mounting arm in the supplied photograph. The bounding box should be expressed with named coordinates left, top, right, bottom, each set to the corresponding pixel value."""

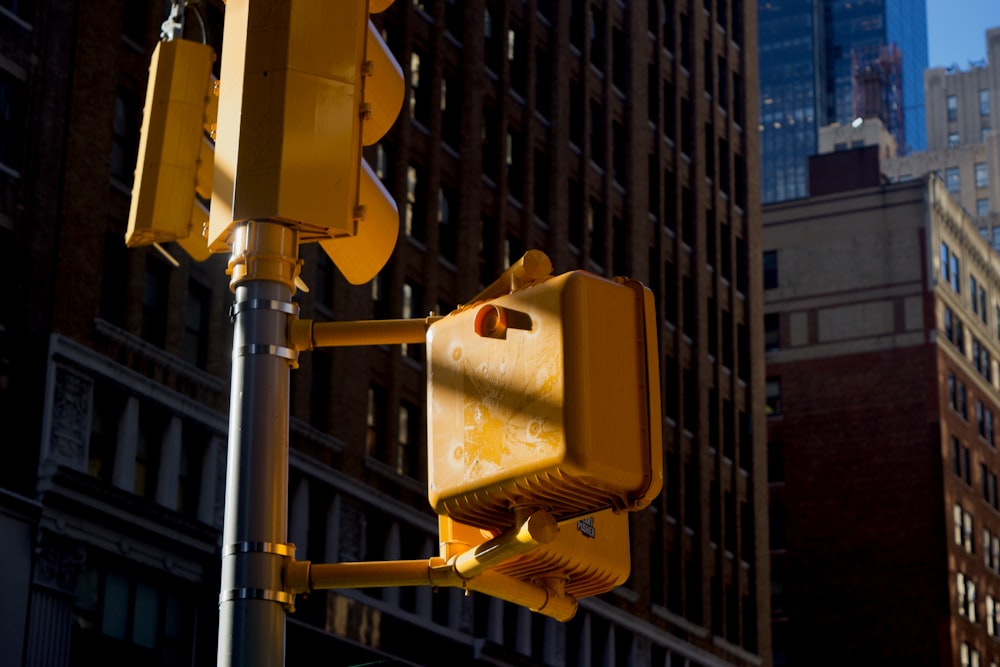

left=284, top=510, right=577, bottom=621
left=289, top=315, right=441, bottom=350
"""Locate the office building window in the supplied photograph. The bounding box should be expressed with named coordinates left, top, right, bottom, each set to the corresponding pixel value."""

left=371, top=143, right=390, bottom=181
left=182, top=281, right=210, bottom=369
left=957, top=572, right=977, bottom=621
left=612, top=120, right=625, bottom=185
left=979, top=199, right=991, bottom=217
left=141, top=256, right=169, bottom=348
left=405, top=163, right=425, bottom=241
left=965, top=508, right=975, bottom=553
left=961, top=642, right=975, bottom=667
left=588, top=198, right=606, bottom=268
left=955, top=503, right=974, bottom=553
left=763, top=250, right=778, bottom=289
left=952, top=254, right=961, bottom=293
left=99, top=230, right=127, bottom=326
left=958, top=572, right=967, bottom=616
left=444, top=0, right=462, bottom=40
left=400, top=280, right=423, bottom=361
left=506, top=128, right=524, bottom=201
left=766, top=378, right=781, bottom=416
left=309, top=351, right=331, bottom=432
left=396, top=400, right=421, bottom=478
left=988, top=467, right=1000, bottom=510
left=536, top=46, right=551, bottom=120
left=409, top=50, right=431, bottom=126
left=955, top=503, right=964, bottom=546
left=111, top=88, right=141, bottom=185
left=484, top=3, right=502, bottom=72
left=72, top=564, right=195, bottom=661
left=977, top=163, right=989, bottom=189
left=990, top=595, right=999, bottom=637
left=942, top=242, right=951, bottom=281
left=313, top=253, right=334, bottom=313
left=591, top=100, right=606, bottom=168
left=950, top=133, right=961, bottom=147
left=981, top=89, right=990, bottom=117
left=954, top=436, right=972, bottom=485
left=0, top=67, right=25, bottom=171
left=534, top=149, right=550, bottom=222
left=371, top=272, right=389, bottom=320
left=438, top=186, right=456, bottom=263
left=482, top=104, right=500, bottom=181
left=948, top=95, right=958, bottom=122
left=440, top=75, right=461, bottom=148
left=764, top=313, right=780, bottom=351
left=508, top=26, right=527, bottom=96
left=946, top=167, right=961, bottom=193
left=959, top=380, right=968, bottom=420
left=366, top=384, right=388, bottom=461
left=590, top=7, right=606, bottom=71
left=569, top=79, right=584, bottom=148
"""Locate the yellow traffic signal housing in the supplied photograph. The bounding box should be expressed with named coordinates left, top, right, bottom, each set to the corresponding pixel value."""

left=126, top=38, right=216, bottom=261
left=210, top=0, right=404, bottom=284
left=440, top=509, right=630, bottom=602
left=426, top=270, right=663, bottom=531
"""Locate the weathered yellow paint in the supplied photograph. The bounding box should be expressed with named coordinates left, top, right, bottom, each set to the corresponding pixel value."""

left=426, top=259, right=663, bottom=531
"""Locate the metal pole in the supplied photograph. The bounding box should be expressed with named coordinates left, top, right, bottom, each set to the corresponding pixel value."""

left=218, top=221, right=301, bottom=667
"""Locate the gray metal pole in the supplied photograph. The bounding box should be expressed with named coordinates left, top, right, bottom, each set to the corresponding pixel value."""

left=218, top=221, right=300, bottom=666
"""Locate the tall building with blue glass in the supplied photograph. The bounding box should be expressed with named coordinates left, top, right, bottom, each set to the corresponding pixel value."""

left=758, top=0, right=927, bottom=203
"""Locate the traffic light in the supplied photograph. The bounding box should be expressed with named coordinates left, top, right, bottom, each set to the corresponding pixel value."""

left=209, top=0, right=404, bottom=285
left=425, top=267, right=663, bottom=532
left=126, top=38, right=217, bottom=261
left=440, top=509, right=631, bottom=603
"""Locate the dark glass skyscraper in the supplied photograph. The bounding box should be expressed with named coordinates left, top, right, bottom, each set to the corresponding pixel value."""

left=758, top=0, right=927, bottom=204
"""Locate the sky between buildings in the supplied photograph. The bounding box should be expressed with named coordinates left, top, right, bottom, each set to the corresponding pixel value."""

left=927, top=0, right=1000, bottom=68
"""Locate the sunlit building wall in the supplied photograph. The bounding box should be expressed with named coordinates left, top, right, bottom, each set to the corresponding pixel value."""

left=883, top=28, right=1000, bottom=248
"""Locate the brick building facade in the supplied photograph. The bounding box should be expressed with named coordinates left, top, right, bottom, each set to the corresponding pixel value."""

left=0, top=1, right=768, bottom=665
left=764, top=169, right=1000, bottom=665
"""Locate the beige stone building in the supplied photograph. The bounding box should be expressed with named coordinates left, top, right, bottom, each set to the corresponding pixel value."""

left=817, top=117, right=897, bottom=161
left=881, top=27, right=1000, bottom=245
